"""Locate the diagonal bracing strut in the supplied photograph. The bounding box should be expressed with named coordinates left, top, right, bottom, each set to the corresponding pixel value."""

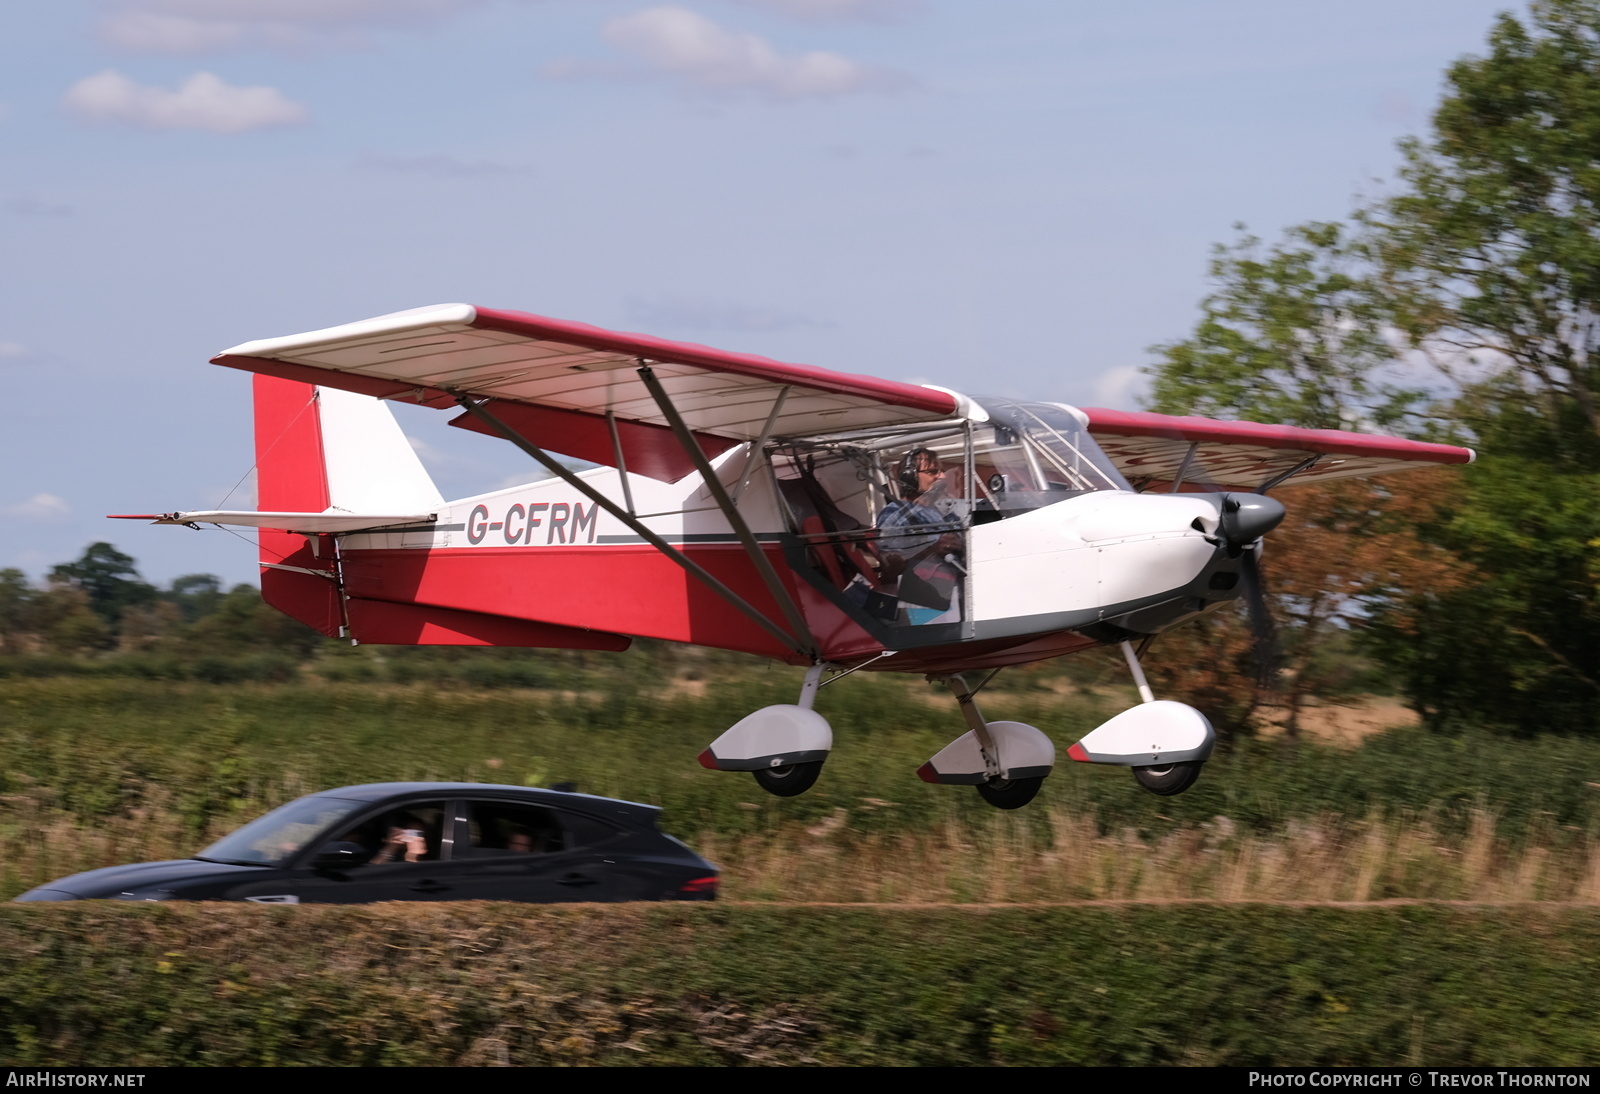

left=636, top=365, right=818, bottom=659
left=451, top=394, right=814, bottom=659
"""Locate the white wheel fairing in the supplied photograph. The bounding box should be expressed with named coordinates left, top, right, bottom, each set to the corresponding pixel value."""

left=917, top=720, right=1055, bottom=785
left=700, top=705, right=832, bottom=771
left=1068, top=700, right=1215, bottom=766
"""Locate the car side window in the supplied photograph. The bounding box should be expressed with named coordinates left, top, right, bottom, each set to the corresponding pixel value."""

left=465, top=801, right=566, bottom=856
left=558, top=810, right=622, bottom=848
left=332, top=801, right=448, bottom=864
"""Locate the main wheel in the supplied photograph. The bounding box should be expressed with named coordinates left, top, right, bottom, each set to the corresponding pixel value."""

left=975, top=775, right=1043, bottom=810
left=752, top=761, right=823, bottom=798
left=1131, top=762, right=1201, bottom=797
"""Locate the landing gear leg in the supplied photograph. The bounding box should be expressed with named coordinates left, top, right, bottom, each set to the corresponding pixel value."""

left=917, top=673, right=1054, bottom=810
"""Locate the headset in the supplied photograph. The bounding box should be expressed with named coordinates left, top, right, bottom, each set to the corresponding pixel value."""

left=897, top=449, right=940, bottom=498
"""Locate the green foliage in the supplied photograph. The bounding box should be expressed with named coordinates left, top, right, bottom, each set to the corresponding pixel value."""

left=48, top=543, right=158, bottom=627
left=1145, top=2, right=1600, bottom=736
left=166, top=574, right=223, bottom=623
left=1368, top=411, right=1600, bottom=733
left=2, top=903, right=1597, bottom=1066
left=1146, top=222, right=1429, bottom=433
left=1373, top=0, right=1600, bottom=438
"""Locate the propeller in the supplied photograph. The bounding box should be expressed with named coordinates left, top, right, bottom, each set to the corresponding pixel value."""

left=1209, top=492, right=1286, bottom=691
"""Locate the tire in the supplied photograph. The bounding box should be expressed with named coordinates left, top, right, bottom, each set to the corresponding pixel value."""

left=752, top=761, right=823, bottom=798
left=975, top=775, right=1043, bottom=810
left=1131, top=762, right=1201, bottom=797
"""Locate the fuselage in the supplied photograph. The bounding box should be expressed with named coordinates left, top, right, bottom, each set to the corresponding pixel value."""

left=325, top=399, right=1254, bottom=672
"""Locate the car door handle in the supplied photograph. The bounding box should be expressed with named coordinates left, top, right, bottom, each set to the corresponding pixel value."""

left=557, top=872, right=598, bottom=887
left=408, top=879, right=452, bottom=894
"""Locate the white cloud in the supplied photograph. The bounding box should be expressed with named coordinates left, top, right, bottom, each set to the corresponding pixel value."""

left=0, top=342, right=28, bottom=359
left=599, top=6, right=901, bottom=98
left=1091, top=365, right=1145, bottom=409
left=727, top=0, right=921, bottom=22
left=3, top=494, right=72, bottom=524
left=97, top=0, right=483, bottom=54
left=63, top=70, right=308, bottom=133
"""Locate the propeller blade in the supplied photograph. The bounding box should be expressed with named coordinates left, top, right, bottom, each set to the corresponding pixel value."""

left=1239, top=547, right=1278, bottom=691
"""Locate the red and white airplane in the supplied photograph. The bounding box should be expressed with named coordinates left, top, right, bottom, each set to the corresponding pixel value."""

left=117, top=304, right=1473, bottom=808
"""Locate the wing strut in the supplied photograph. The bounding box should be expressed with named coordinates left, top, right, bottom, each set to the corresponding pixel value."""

left=1257, top=454, right=1321, bottom=494
left=451, top=394, right=815, bottom=660
left=637, top=366, right=818, bottom=659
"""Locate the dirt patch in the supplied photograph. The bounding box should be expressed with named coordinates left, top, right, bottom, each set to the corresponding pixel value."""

left=662, top=677, right=709, bottom=700
left=1257, top=697, right=1419, bottom=747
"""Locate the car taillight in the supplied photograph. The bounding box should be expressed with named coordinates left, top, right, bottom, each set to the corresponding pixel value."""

left=677, top=875, right=719, bottom=897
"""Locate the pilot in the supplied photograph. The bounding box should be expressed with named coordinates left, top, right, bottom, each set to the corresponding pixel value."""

left=877, top=449, right=964, bottom=623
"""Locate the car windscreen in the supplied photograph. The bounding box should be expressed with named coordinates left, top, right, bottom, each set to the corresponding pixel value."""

left=194, top=795, right=367, bottom=866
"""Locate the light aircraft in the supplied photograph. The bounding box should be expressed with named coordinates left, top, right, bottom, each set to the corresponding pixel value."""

left=115, top=304, right=1474, bottom=809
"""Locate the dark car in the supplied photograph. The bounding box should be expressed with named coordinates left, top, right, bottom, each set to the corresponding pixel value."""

left=14, top=782, right=718, bottom=904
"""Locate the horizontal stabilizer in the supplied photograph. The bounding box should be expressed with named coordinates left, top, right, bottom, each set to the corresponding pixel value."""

left=109, top=511, right=435, bottom=534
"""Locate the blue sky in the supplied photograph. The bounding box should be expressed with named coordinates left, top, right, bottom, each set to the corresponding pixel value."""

left=1, top=0, right=1514, bottom=586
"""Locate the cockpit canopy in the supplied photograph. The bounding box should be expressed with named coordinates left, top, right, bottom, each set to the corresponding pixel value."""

left=971, top=398, right=1131, bottom=516
left=768, top=398, right=1129, bottom=536
left=767, top=398, right=1129, bottom=632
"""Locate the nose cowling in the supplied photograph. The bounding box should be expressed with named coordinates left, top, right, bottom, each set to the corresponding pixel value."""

left=1214, top=493, right=1286, bottom=548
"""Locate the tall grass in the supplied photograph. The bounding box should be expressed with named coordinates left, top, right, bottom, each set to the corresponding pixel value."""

left=4, top=778, right=1597, bottom=904
left=3, top=675, right=1599, bottom=902
left=699, top=807, right=1600, bottom=903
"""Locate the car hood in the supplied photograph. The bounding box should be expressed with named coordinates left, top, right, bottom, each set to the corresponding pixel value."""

left=16, top=859, right=270, bottom=900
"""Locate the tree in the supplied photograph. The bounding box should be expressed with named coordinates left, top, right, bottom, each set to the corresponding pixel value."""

left=1147, top=222, right=1430, bottom=434
left=166, top=574, right=223, bottom=623
left=1364, top=390, right=1600, bottom=733
left=1141, top=222, right=1461, bottom=736
left=0, top=569, right=34, bottom=654
left=1145, top=2, right=1600, bottom=737
left=1357, top=0, right=1600, bottom=733
left=48, top=543, right=157, bottom=628
left=1372, top=0, right=1600, bottom=443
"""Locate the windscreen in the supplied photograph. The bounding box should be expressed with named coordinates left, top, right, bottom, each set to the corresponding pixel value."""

left=195, top=795, right=366, bottom=866
left=973, top=398, right=1130, bottom=515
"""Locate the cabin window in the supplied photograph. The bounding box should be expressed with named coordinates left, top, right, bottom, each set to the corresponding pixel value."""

left=768, top=401, right=1128, bottom=633
left=968, top=398, right=1130, bottom=521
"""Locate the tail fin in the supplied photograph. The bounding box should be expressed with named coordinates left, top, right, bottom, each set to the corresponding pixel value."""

left=252, top=375, right=443, bottom=636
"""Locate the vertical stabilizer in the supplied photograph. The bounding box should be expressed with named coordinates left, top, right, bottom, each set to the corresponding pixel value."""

left=252, top=375, right=338, bottom=634
left=318, top=386, right=444, bottom=514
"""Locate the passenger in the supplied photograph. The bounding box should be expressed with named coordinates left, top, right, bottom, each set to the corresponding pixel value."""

left=369, top=820, right=428, bottom=864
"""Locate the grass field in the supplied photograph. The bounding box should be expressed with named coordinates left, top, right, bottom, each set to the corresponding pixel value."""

left=4, top=671, right=1598, bottom=904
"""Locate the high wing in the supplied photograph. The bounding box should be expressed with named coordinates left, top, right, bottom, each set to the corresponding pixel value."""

left=212, top=304, right=962, bottom=483
left=1082, top=407, right=1475, bottom=493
